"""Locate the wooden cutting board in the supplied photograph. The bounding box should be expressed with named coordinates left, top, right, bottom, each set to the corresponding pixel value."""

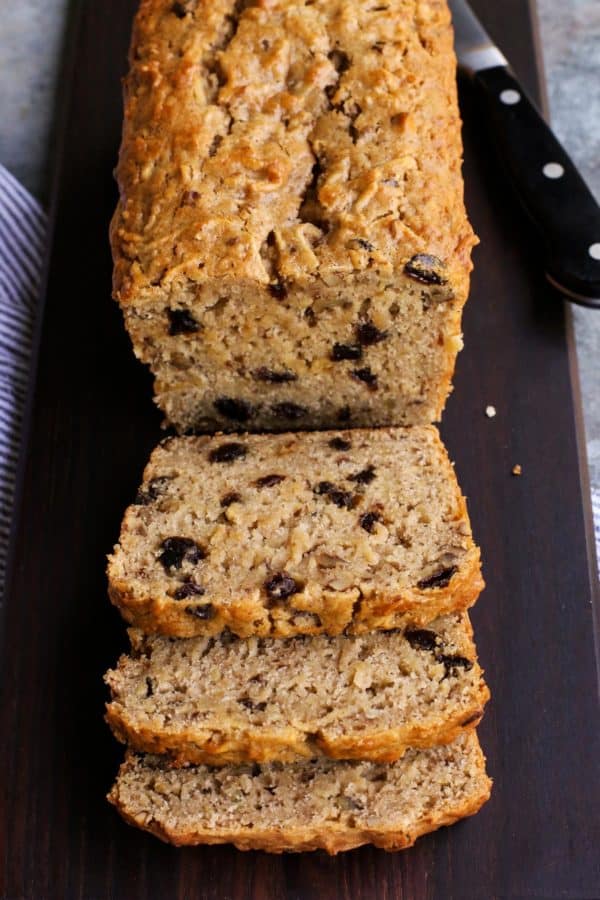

left=1, top=2, right=599, bottom=897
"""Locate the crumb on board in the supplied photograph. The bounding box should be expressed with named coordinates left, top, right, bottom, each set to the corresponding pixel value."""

left=485, top=405, right=496, bottom=418
left=512, top=464, right=522, bottom=476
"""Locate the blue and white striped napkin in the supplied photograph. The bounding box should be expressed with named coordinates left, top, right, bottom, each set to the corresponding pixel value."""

left=0, top=164, right=47, bottom=591
left=0, top=163, right=598, bottom=590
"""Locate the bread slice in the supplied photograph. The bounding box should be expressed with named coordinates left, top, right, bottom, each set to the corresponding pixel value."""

left=108, top=732, right=491, bottom=854
left=108, top=427, right=484, bottom=638
left=105, top=614, right=489, bottom=765
left=111, top=0, right=476, bottom=434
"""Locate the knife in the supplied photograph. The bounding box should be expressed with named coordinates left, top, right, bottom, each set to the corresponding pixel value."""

left=449, top=0, right=600, bottom=307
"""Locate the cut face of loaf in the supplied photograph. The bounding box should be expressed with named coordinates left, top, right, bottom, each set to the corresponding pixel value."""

left=111, top=0, right=476, bottom=433
left=108, top=733, right=491, bottom=854
left=105, top=614, right=489, bottom=765
left=107, top=427, right=484, bottom=638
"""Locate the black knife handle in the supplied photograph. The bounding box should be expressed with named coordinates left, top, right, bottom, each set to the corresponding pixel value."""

left=473, top=65, right=600, bottom=307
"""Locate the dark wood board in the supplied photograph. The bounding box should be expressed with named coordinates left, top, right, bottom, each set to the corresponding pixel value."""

left=1, top=1, right=599, bottom=897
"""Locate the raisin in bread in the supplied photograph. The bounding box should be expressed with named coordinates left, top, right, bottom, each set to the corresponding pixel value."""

left=109, top=732, right=491, bottom=853
left=111, top=0, right=476, bottom=433
left=107, top=427, right=484, bottom=638
left=106, top=614, right=488, bottom=765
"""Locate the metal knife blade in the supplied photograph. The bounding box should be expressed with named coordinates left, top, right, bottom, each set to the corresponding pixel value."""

left=448, top=0, right=507, bottom=73
left=449, top=0, right=600, bottom=306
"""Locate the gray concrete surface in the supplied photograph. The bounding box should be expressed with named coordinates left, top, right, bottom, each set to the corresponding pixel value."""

left=0, top=0, right=598, bottom=494
left=538, top=0, right=600, bottom=498
left=0, top=0, right=69, bottom=204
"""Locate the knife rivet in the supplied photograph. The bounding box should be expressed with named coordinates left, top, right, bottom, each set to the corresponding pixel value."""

left=589, top=243, right=600, bottom=261
left=543, top=162, right=564, bottom=180
left=500, top=89, right=520, bottom=105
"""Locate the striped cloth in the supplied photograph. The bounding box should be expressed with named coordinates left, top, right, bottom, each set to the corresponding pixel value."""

left=0, top=165, right=47, bottom=591
left=0, top=163, right=598, bottom=590
left=593, top=491, right=600, bottom=573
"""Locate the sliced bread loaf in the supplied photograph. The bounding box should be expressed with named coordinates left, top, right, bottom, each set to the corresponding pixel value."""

left=108, top=733, right=491, bottom=854
left=112, top=0, right=476, bottom=434
left=105, top=614, right=488, bottom=765
left=108, top=427, right=483, bottom=638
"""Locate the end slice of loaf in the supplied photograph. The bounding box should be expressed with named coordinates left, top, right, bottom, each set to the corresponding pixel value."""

left=105, top=614, right=489, bottom=765
left=108, top=427, right=484, bottom=638
left=108, top=733, right=491, bottom=854
left=112, top=0, right=476, bottom=434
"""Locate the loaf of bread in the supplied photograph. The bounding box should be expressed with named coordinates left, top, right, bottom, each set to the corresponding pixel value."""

left=105, top=614, right=489, bottom=765
left=108, top=427, right=484, bottom=638
left=111, top=0, right=476, bottom=433
left=108, top=732, right=490, bottom=853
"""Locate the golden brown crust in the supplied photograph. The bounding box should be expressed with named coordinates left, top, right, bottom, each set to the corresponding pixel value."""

left=112, top=0, right=475, bottom=301
left=112, top=793, right=489, bottom=854
left=108, top=551, right=483, bottom=638
left=108, top=539, right=483, bottom=639
left=105, top=702, right=487, bottom=766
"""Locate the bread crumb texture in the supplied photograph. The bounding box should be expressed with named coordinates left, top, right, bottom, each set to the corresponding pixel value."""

left=108, top=732, right=491, bottom=853
left=105, top=613, right=489, bottom=764
left=107, top=427, right=484, bottom=637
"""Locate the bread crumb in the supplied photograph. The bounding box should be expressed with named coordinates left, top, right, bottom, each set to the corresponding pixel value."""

left=485, top=405, right=496, bottom=418
left=511, top=464, right=522, bottom=476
